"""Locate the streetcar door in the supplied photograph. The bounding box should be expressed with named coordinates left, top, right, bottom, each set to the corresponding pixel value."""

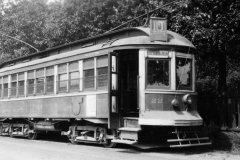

left=108, top=52, right=119, bottom=128
left=118, top=51, right=139, bottom=117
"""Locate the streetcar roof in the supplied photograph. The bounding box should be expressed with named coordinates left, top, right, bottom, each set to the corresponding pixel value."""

left=0, top=27, right=195, bottom=68
left=111, top=27, right=195, bottom=48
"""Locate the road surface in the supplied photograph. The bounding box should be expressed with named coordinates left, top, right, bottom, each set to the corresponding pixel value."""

left=0, top=134, right=239, bottom=160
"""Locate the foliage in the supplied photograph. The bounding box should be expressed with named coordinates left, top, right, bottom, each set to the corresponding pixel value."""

left=0, top=0, right=49, bottom=61
left=0, top=0, right=239, bottom=95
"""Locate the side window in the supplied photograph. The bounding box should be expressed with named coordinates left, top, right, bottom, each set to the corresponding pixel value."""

left=27, top=70, right=35, bottom=96
left=69, top=61, right=79, bottom=92
left=83, top=58, right=94, bottom=90
left=11, top=74, right=17, bottom=97
left=97, top=56, right=108, bottom=89
left=36, top=68, right=44, bottom=95
left=46, top=66, right=54, bottom=94
left=0, top=77, right=2, bottom=98
left=176, top=57, right=192, bottom=90
left=3, top=76, right=8, bottom=98
left=18, top=72, right=25, bottom=97
left=58, top=63, right=67, bottom=93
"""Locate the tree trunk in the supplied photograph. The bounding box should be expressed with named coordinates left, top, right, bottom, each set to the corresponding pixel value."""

left=218, top=51, right=228, bottom=128
left=218, top=51, right=227, bottom=96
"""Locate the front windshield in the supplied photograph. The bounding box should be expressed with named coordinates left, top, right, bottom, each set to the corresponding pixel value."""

left=146, top=59, right=170, bottom=89
left=176, top=57, right=192, bottom=90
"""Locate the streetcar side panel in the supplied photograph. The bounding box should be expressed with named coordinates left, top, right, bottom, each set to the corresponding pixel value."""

left=0, top=94, right=108, bottom=118
left=0, top=46, right=110, bottom=119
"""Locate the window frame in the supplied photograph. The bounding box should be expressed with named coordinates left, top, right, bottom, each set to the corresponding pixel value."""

left=17, top=72, right=25, bottom=97
left=27, top=70, right=35, bottom=96
left=57, top=63, right=68, bottom=93
left=46, top=66, right=54, bottom=94
left=36, top=68, right=45, bottom=95
left=83, top=58, right=95, bottom=90
left=145, top=58, right=171, bottom=90
left=3, top=76, right=9, bottom=98
left=69, top=61, right=80, bottom=92
left=96, top=55, right=108, bottom=90
left=175, top=52, right=194, bottom=91
left=11, top=74, right=17, bottom=98
left=97, top=66, right=108, bottom=89
left=0, top=77, right=2, bottom=98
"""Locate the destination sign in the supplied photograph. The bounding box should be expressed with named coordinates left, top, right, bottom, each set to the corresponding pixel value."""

left=147, top=50, right=169, bottom=57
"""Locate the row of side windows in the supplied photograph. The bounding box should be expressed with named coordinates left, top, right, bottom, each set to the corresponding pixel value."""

left=0, top=55, right=108, bottom=99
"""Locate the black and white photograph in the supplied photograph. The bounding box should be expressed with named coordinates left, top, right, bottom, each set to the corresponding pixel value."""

left=0, top=0, right=239, bottom=159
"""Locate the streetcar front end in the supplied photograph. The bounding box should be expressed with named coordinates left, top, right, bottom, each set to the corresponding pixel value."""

left=113, top=18, right=211, bottom=148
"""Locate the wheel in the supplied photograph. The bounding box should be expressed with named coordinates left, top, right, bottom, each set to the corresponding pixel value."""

left=0, top=126, right=2, bottom=136
left=9, top=125, right=14, bottom=137
left=68, top=137, right=77, bottom=144
left=68, top=132, right=77, bottom=144
left=28, top=132, right=38, bottom=140
left=67, top=126, right=78, bottom=144
left=102, top=129, right=117, bottom=148
left=68, top=133, right=77, bottom=144
left=102, top=139, right=117, bottom=148
left=9, top=131, right=14, bottom=138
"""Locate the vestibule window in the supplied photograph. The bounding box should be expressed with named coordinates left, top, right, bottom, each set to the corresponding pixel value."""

left=146, top=59, right=170, bottom=89
left=97, top=56, right=108, bottom=89
left=83, top=58, right=94, bottom=90
left=58, top=63, right=67, bottom=92
left=69, top=61, right=79, bottom=92
left=176, top=57, right=192, bottom=90
left=18, top=72, right=25, bottom=97
left=46, top=66, right=54, bottom=94
left=11, top=74, right=17, bottom=97
left=27, top=70, right=35, bottom=95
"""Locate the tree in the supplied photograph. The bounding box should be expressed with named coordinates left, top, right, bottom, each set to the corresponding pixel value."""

left=0, top=0, right=49, bottom=62
left=0, top=0, right=240, bottom=98
left=158, top=0, right=240, bottom=96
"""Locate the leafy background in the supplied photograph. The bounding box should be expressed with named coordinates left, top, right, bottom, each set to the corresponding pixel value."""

left=0, top=0, right=239, bottom=96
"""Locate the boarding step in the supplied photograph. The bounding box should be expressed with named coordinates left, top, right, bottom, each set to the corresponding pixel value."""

left=119, top=127, right=141, bottom=132
left=167, top=127, right=212, bottom=148
left=112, top=139, right=137, bottom=145
left=118, top=127, right=141, bottom=142
left=123, top=117, right=139, bottom=128
left=111, top=139, right=167, bottom=149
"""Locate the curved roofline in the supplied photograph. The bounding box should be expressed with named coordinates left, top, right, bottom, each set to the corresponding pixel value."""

left=0, top=27, right=195, bottom=67
left=0, top=27, right=147, bottom=67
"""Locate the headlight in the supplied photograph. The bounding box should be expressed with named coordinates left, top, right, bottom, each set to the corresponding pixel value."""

left=182, top=94, right=192, bottom=105
left=171, top=98, right=180, bottom=107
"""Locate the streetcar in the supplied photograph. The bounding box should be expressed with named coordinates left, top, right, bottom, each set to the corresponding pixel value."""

left=0, top=17, right=211, bottom=148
